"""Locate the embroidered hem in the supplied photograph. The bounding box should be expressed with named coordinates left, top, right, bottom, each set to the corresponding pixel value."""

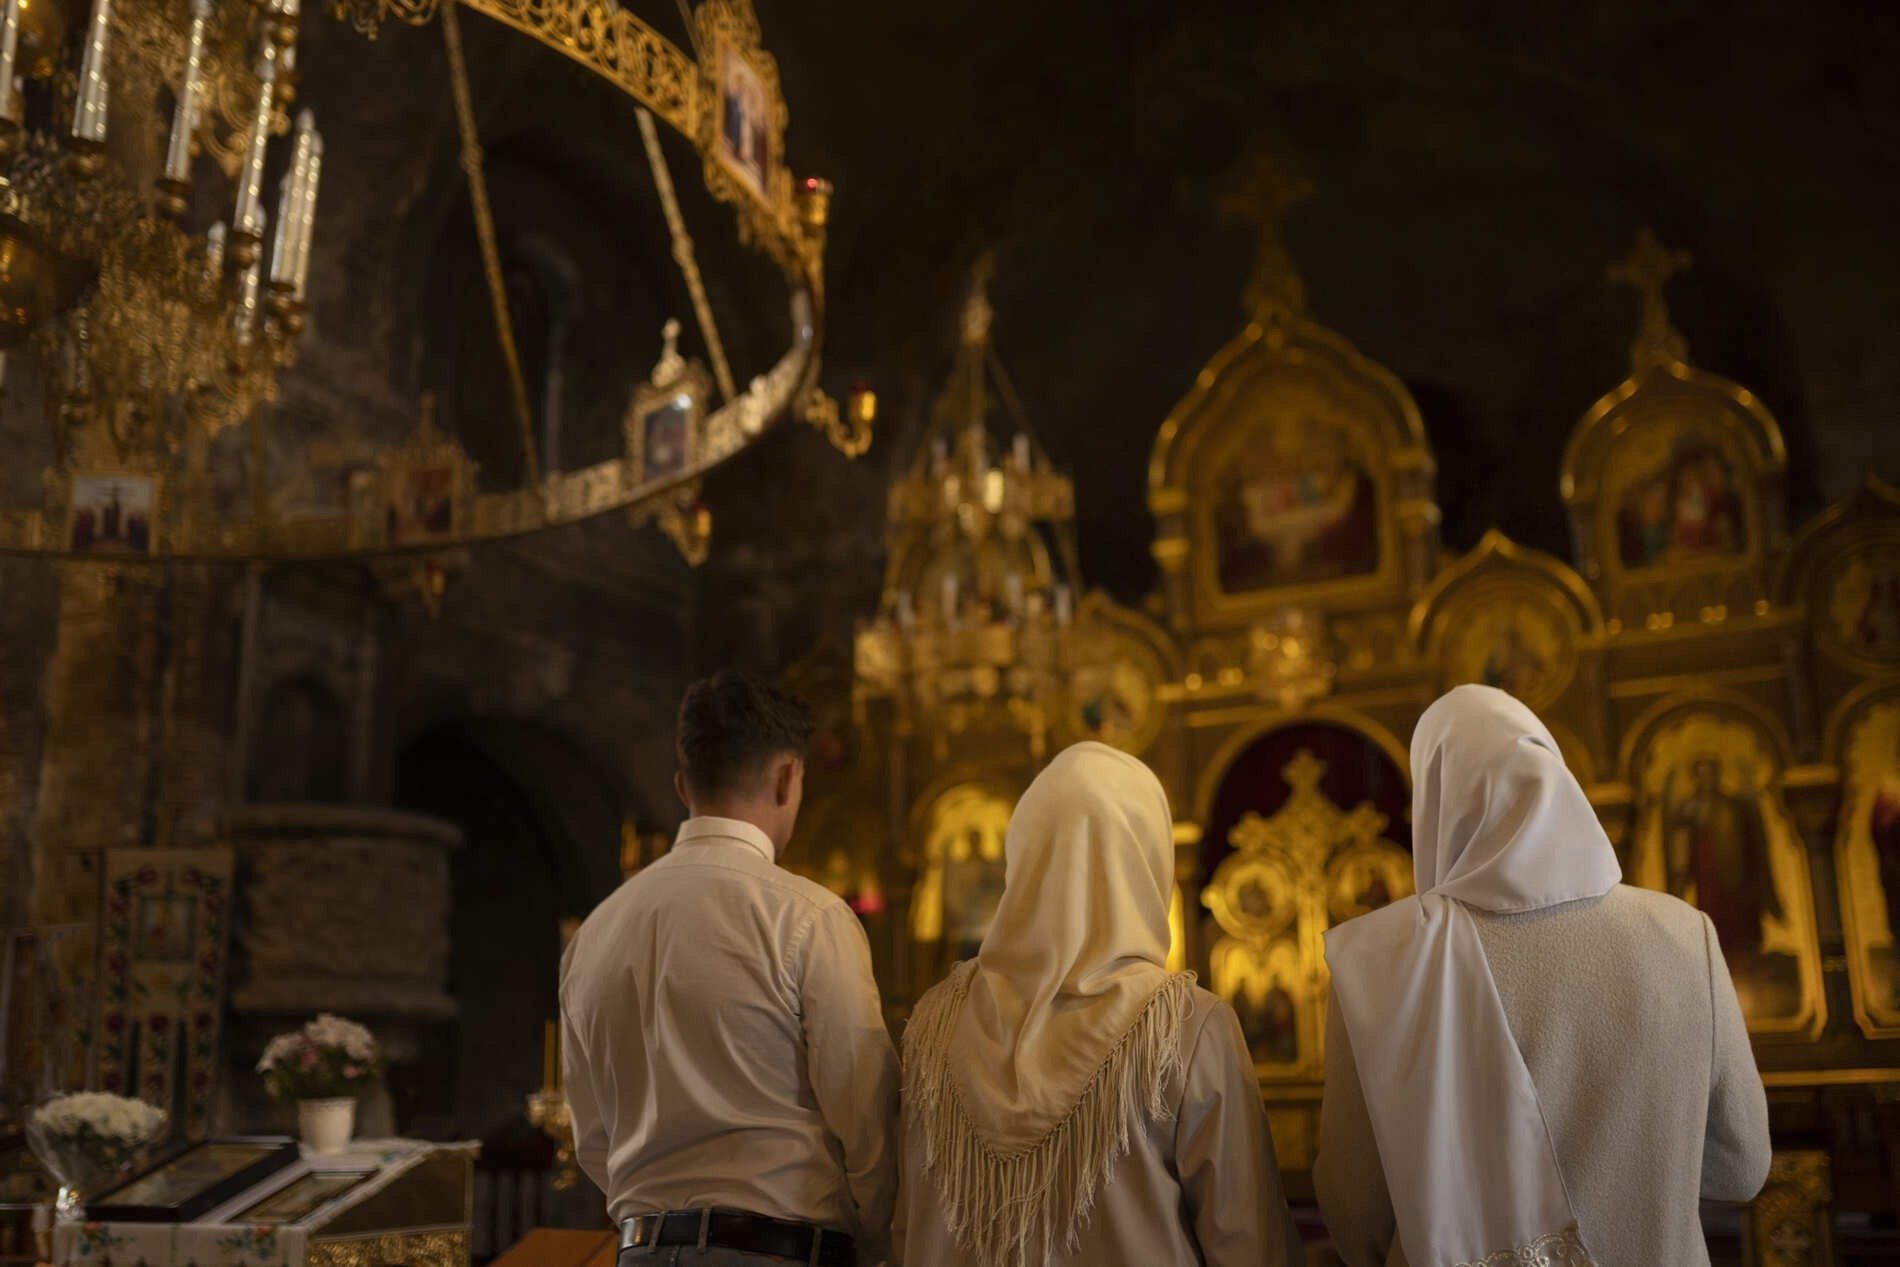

left=1451, top=1227, right=1597, bottom=1267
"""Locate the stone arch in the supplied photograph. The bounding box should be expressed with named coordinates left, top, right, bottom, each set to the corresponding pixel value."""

left=393, top=717, right=640, bottom=1137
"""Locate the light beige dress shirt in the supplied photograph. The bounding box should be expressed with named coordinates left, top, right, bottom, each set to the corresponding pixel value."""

left=1315, top=885, right=1772, bottom=1267
left=894, top=987, right=1303, bottom=1267
left=561, top=816, right=901, bottom=1261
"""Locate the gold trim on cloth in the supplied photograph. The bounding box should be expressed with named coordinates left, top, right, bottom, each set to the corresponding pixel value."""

left=1451, top=1227, right=1596, bottom=1267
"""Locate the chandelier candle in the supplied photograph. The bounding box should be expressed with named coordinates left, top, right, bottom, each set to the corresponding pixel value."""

left=231, top=42, right=280, bottom=265
left=68, top=0, right=110, bottom=166
left=158, top=0, right=212, bottom=212
left=234, top=231, right=263, bottom=345
left=291, top=129, right=322, bottom=295
left=269, top=113, right=315, bottom=293
left=0, top=0, right=21, bottom=139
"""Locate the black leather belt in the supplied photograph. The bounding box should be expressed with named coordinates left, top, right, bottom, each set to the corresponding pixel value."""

left=617, top=1209, right=856, bottom=1267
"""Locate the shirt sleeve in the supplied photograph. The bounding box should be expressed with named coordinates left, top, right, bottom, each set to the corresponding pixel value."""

left=559, top=939, right=612, bottom=1200
left=800, top=901, right=901, bottom=1263
left=1700, top=912, right=1772, bottom=1203
left=1175, top=999, right=1303, bottom=1267
left=1314, top=989, right=1398, bottom=1267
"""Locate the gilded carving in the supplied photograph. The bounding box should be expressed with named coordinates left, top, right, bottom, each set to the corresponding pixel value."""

left=1747, top=1151, right=1833, bottom=1267
left=308, top=1229, right=471, bottom=1267
left=1561, top=232, right=1786, bottom=626
left=1204, top=750, right=1411, bottom=1075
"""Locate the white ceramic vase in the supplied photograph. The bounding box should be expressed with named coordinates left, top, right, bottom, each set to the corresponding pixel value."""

left=297, top=1098, right=357, bottom=1154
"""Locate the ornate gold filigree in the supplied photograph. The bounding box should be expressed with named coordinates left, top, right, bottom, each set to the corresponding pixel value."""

left=308, top=1229, right=471, bottom=1267
left=1747, top=1151, right=1833, bottom=1267
left=1450, top=1226, right=1596, bottom=1267
left=1205, top=750, right=1411, bottom=1076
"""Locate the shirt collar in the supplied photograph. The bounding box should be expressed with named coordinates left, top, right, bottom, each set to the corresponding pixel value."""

left=675, top=815, right=776, bottom=863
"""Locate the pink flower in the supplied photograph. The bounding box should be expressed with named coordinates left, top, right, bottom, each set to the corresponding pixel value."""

left=299, top=1047, right=319, bottom=1071
left=343, top=1064, right=362, bottom=1079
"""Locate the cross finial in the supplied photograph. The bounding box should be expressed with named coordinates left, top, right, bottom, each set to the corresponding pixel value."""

left=652, top=318, right=685, bottom=385
left=1609, top=228, right=1691, bottom=370
left=960, top=251, right=996, bottom=349
left=1283, top=748, right=1327, bottom=796
left=1222, top=152, right=1313, bottom=321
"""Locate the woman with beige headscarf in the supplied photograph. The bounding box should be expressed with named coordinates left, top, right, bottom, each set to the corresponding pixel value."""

left=1317, top=685, right=1770, bottom=1266
left=896, top=741, right=1301, bottom=1267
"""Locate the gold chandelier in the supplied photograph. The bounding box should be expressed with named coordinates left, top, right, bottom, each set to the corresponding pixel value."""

left=0, top=0, right=320, bottom=450
left=0, top=0, right=868, bottom=567
left=854, top=259, right=1081, bottom=759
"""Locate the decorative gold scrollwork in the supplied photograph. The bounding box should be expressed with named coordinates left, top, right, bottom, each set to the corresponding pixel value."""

left=1205, top=749, right=1412, bottom=1075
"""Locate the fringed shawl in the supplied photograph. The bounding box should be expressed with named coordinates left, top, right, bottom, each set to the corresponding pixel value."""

left=901, top=742, right=1197, bottom=1267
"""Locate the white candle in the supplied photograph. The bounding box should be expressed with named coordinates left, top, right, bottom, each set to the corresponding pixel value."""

left=0, top=0, right=23, bottom=126
left=895, top=590, right=914, bottom=631
left=204, top=221, right=227, bottom=283
left=1004, top=572, right=1024, bottom=618
left=941, top=573, right=959, bottom=625
left=1013, top=433, right=1030, bottom=471
left=1054, top=584, right=1073, bottom=627
left=232, top=44, right=279, bottom=242
left=290, top=128, right=322, bottom=294
left=162, top=0, right=211, bottom=187
left=234, top=230, right=263, bottom=343
left=269, top=112, right=315, bottom=289
left=71, top=0, right=111, bottom=145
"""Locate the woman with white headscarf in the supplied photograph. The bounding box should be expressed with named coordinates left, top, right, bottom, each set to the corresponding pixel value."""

left=897, top=741, right=1301, bottom=1267
left=1317, top=685, right=1771, bottom=1266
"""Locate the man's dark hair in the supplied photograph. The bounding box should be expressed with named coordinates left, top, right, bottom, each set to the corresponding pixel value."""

left=676, top=670, right=816, bottom=800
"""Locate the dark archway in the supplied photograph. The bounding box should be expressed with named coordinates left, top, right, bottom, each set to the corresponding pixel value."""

left=246, top=674, right=350, bottom=804
left=393, top=719, right=632, bottom=1139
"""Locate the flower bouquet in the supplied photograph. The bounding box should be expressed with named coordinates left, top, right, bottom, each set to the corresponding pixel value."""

left=257, top=1014, right=380, bottom=1153
left=25, top=1092, right=169, bottom=1218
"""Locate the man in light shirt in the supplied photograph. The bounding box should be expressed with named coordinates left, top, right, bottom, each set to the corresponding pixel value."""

left=561, top=671, right=899, bottom=1266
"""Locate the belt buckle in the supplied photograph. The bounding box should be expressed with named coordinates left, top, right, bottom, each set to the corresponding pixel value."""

left=620, top=1215, right=649, bottom=1251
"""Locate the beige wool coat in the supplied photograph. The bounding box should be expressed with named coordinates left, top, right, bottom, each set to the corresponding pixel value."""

left=1315, top=884, right=1772, bottom=1267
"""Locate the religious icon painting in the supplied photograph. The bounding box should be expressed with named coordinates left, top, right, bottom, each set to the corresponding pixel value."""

left=385, top=464, right=458, bottom=547
left=1823, top=540, right=1900, bottom=670
left=1437, top=590, right=1575, bottom=711
left=132, top=893, right=199, bottom=963
left=908, top=782, right=1012, bottom=993
left=1627, top=707, right=1824, bottom=1038
left=1833, top=691, right=1900, bottom=1038
left=1603, top=421, right=1749, bottom=573
left=625, top=357, right=711, bottom=489
left=714, top=41, right=773, bottom=201
left=1208, top=404, right=1379, bottom=596
left=66, top=473, right=158, bottom=555
left=378, top=402, right=471, bottom=550
left=1062, top=597, right=1171, bottom=756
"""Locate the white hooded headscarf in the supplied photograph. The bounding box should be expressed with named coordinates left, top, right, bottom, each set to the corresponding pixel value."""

left=903, top=742, right=1197, bottom=1267
left=1324, top=684, right=1620, bottom=1266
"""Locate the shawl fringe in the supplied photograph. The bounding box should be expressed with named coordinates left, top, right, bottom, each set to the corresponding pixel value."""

left=903, top=964, right=1199, bottom=1267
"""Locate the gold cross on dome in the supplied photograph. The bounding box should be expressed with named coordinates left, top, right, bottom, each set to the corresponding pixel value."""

left=1609, top=228, right=1691, bottom=370
left=1222, top=152, right=1313, bottom=321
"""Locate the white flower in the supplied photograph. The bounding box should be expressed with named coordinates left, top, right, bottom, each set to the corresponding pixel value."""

left=304, top=1014, right=377, bottom=1063
left=256, top=1032, right=306, bottom=1073
left=32, top=1093, right=167, bottom=1143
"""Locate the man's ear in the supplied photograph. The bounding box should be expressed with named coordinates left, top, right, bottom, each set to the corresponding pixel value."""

left=775, top=757, right=797, bottom=808
left=674, top=770, right=691, bottom=812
